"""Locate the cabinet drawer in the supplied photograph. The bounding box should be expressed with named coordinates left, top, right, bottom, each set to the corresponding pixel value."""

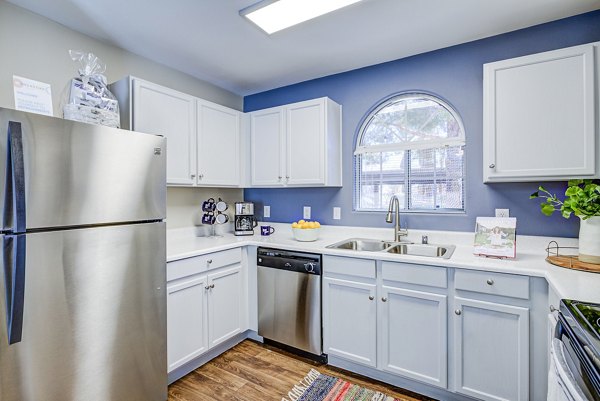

left=323, top=256, right=376, bottom=279
left=168, top=248, right=242, bottom=282
left=382, top=262, right=447, bottom=288
left=455, top=269, right=529, bottom=300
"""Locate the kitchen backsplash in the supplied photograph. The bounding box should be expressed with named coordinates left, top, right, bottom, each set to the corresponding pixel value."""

left=167, top=187, right=243, bottom=229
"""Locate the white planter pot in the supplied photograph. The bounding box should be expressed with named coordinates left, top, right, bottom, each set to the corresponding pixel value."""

left=579, top=216, right=600, bottom=264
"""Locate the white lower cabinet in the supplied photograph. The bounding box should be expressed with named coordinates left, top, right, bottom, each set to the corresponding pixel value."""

left=166, top=249, right=245, bottom=374
left=167, top=275, right=209, bottom=372
left=379, top=286, right=447, bottom=388
left=323, top=277, right=377, bottom=367
left=453, top=297, right=529, bottom=401
left=323, top=257, right=447, bottom=388
left=207, top=266, right=243, bottom=348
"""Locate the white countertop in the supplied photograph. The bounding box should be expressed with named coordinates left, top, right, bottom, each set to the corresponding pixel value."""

left=167, top=223, right=600, bottom=303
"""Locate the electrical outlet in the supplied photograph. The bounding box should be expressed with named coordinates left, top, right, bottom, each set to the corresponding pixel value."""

left=264, top=205, right=270, bottom=218
left=303, top=206, right=311, bottom=220
left=333, top=207, right=341, bottom=220
left=495, top=208, right=510, bottom=218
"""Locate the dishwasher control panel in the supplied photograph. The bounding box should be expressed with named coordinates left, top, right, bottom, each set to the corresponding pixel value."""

left=257, top=247, right=322, bottom=275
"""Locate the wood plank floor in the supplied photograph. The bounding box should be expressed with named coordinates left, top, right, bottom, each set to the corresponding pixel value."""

left=168, top=340, right=436, bottom=401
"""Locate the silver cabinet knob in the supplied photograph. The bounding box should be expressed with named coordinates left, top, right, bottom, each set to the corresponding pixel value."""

left=191, top=174, right=196, bottom=179
left=550, top=305, right=557, bottom=312
left=278, top=176, right=282, bottom=180
left=286, top=176, right=290, bottom=179
left=204, top=285, right=210, bottom=290
left=198, top=174, right=204, bottom=179
left=210, top=284, right=215, bottom=289
left=486, top=279, right=494, bottom=285
left=381, top=297, right=388, bottom=302
left=368, top=295, right=374, bottom=301
left=489, top=164, right=495, bottom=168
left=455, top=309, right=462, bottom=315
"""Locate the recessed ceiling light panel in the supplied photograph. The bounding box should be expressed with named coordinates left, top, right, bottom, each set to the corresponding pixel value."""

left=241, top=0, right=364, bottom=34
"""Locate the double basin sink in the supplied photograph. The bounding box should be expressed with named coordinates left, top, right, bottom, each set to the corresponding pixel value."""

left=326, top=238, right=456, bottom=259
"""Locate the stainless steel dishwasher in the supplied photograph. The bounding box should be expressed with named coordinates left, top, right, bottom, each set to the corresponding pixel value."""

left=257, top=247, right=324, bottom=359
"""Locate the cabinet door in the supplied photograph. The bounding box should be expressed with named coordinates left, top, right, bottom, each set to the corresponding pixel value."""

left=483, top=43, right=598, bottom=182
left=250, top=107, right=285, bottom=186
left=286, top=99, right=325, bottom=185
left=167, top=275, right=208, bottom=372
left=207, top=266, right=243, bottom=348
left=132, top=79, right=196, bottom=185
left=197, top=100, right=240, bottom=186
left=379, top=286, right=447, bottom=388
left=323, top=277, right=377, bottom=367
left=453, top=297, right=529, bottom=401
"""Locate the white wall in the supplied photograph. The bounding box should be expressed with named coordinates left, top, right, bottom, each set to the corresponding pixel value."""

left=0, top=2, right=245, bottom=229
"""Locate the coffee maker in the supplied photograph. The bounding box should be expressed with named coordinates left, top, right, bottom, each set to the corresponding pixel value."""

left=234, top=202, right=257, bottom=236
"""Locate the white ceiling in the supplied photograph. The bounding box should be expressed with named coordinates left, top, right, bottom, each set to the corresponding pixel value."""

left=7, top=0, right=600, bottom=96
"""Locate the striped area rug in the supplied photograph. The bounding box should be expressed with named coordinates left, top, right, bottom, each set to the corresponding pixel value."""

left=282, top=369, right=401, bottom=401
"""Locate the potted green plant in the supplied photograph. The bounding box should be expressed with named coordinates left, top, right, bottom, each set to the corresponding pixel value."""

left=530, top=179, right=600, bottom=264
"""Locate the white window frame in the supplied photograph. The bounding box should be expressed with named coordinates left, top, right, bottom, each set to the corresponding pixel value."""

left=354, top=92, right=466, bottom=213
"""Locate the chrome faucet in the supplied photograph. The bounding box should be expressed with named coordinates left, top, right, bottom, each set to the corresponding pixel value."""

left=385, top=195, right=408, bottom=241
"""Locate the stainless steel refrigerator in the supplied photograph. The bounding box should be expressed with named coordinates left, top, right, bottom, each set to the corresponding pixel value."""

left=0, top=108, right=167, bottom=401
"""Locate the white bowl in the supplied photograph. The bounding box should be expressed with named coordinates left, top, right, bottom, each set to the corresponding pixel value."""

left=292, top=228, right=321, bottom=242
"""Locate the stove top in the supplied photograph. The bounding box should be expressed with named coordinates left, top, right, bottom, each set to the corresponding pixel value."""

left=561, top=299, right=600, bottom=368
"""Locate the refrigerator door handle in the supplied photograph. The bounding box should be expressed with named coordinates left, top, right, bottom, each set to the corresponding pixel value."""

left=4, top=121, right=26, bottom=233
left=3, top=234, right=26, bottom=345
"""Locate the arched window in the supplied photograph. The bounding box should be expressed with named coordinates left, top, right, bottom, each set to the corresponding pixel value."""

left=354, top=93, right=465, bottom=212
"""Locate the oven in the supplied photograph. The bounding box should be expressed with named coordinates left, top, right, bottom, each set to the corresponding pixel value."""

left=550, top=300, right=600, bottom=401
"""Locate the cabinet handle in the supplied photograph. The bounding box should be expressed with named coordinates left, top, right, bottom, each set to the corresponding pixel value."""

left=191, top=174, right=196, bottom=179
left=368, top=295, right=374, bottom=301
left=486, top=279, right=494, bottom=285
left=550, top=305, right=557, bottom=313
left=455, top=309, right=462, bottom=316
left=204, top=285, right=210, bottom=290
left=210, top=284, right=215, bottom=289
left=207, top=259, right=213, bottom=265
left=278, top=176, right=282, bottom=180
left=286, top=176, right=290, bottom=180
left=489, top=163, right=495, bottom=169
left=381, top=297, right=387, bottom=302
left=198, top=174, right=204, bottom=180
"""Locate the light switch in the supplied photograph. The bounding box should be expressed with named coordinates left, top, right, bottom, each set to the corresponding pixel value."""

left=264, top=205, right=270, bottom=218
left=333, top=207, right=341, bottom=220
left=495, top=209, right=510, bottom=218
left=303, top=206, right=311, bottom=220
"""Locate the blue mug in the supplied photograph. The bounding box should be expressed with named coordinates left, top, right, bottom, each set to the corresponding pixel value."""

left=261, top=225, right=275, bottom=236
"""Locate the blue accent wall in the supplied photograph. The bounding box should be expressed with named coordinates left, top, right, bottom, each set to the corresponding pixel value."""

left=244, top=11, right=600, bottom=237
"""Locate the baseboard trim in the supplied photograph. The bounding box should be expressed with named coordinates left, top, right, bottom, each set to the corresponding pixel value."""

left=168, top=331, right=254, bottom=384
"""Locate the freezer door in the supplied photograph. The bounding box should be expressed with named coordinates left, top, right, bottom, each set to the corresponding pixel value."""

left=0, top=108, right=166, bottom=231
left=0, top=222, right=167, bottom=401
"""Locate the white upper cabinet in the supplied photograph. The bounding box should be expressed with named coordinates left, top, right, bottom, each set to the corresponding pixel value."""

left=132, top=79, right=196, bottom=185
left=250, top=97, right=342, bottom=187
left=483, top=42, right=599, bottom=182
left=250, top=107, right=286, bottom=186
left=111, top=77, right=243, bottom=187
left=197, top=100, right=241, bottom=187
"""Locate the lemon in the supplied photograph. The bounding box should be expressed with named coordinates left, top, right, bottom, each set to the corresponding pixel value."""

left=291, top=222, right=299, bottom=228
left=298, top=219, right=306, bottom=225
left=314, top=221, right=321, bottom=228
left=307, top=222, right=316, bottom=229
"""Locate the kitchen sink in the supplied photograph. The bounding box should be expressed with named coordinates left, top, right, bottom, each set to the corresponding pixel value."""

left=326, top=238, right=399, bottom=252
left=385, top=244, right=456, bottom=259
left=326, top=238, right=455, bottom=259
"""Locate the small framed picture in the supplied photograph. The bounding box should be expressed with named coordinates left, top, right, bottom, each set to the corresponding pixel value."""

left=474, top=217, right=517, bottom=258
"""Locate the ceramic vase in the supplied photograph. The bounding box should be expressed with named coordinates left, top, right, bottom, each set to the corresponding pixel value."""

left=579, top=216, right=600, bottom=264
